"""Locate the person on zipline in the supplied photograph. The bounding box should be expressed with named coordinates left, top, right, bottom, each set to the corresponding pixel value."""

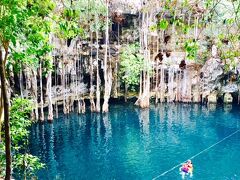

left=180, top=160, right=193, bottom=178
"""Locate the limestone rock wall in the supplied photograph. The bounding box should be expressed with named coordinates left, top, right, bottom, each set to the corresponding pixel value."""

left=200, top=58, right=224, bottom=98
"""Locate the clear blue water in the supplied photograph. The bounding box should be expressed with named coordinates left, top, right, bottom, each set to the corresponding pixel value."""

left=29, top=104, right=240, bottom=180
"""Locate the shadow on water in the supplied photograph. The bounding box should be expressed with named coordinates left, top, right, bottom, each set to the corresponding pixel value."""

left=29, top=103, right=240, bottom=180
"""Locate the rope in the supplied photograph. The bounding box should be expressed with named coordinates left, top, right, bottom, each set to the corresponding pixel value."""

left=152, top=129, right=240, bottom=180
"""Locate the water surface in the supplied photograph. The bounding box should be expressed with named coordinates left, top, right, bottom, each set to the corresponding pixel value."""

left=29, top=104, right=240, bottom=179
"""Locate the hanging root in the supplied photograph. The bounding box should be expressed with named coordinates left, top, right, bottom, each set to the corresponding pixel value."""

left=78, top=97, right=85, bottom=114
left=55, top=101, right=58, bottom=119
left=90, top=95, right=96, bottom=112
left=81, top=98, right=86, bottom=114
left=63, top=97, right=70, bottom=114
left=69, top=96, right=75, bottom=112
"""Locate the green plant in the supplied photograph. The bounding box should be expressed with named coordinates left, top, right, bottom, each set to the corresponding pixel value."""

left=14, top=154, right=44, bottom=179
left=158, top=19, right=169, bottom=30
left=0, top=98, right=44, bottom=179
left=149, top=24, right=157, bottom=32
left=119, top=43, right=144, bottom=91
left=184, top=39, right=199, bottom=60
left=0, top=1, right=55, bottom=178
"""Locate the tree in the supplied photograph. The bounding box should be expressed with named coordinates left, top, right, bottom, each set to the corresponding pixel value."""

left=0, top=0, right=55, bottom=178
left=119, top=43, right=144, bottom=94
left=102, top=0, right=111, bottom=113
left=0, top=98, right=45, bottom=179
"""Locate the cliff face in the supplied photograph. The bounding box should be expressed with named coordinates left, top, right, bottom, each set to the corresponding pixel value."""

left=200, top=58, right=224, bottom=99
left=199, top=47, right=240, bottom=104
left=4, top=10, right=240, bottom=121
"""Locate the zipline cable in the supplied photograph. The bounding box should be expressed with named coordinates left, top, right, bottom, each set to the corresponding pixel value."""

left=152, top=129, right=240, bottom=180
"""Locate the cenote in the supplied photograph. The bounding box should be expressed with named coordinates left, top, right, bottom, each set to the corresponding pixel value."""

left=29, top=103, right=240, bottom=180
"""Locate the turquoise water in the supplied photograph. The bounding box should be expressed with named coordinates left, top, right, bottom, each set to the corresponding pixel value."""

left=29, top=104, right=240, bottom=180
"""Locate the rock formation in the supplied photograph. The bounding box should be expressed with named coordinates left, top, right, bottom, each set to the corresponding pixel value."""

left=200, top=46, right=224, bottom=101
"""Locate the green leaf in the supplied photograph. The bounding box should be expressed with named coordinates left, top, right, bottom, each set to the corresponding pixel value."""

left=158, top=19, right=169, bottom=30
left=149, top=24, right=157, bottom=32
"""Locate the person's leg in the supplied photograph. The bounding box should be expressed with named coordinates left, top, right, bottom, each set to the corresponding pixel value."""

left=189, top=171, right=193, bottom=177
left=181, top=172, right=185, bottom=179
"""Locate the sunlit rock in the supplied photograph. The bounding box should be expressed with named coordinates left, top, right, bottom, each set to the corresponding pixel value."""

left=208, top=92, right=217, bottom=104
left=200, top=57, right=223, bottom=99
left=211, top=45, right=218, bottom=57
left=224, top=93, right=233, bottom=104
left=222, top=84, right=238, bottom=93
left=192, top=90, right=201, bottom=103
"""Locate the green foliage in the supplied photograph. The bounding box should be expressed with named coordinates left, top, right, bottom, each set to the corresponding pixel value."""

left=55, top=0, right=107, bottom=39
left=150, top=0, right=240, bottom=64
left=0, top=1, right=54, bottom=178
left=184, top=39, right=199, bottom=60
left=87, top=0, right=108, bottom=32
left=10, top=98, right=33, bottom=146
left=0, top=98, right=44, bottom=178
left=204, top=0, right=213, bottom=8
left=172, top=18, right=191, bottom=34
left=217, top=32, right=240, bottom=72
left=221, top=50, right=240, bottom=61
left=14, top=154, right=45, bottom=179
left=0, top=0, right=55, bottom=75
left=42, top=55, right=53, bottom=77
left=63, top=9, right=80, bottom=20
left=220, top=50, right=239, bottom=73
left=199, top=50, right=211, bottom=64
left=53, top=1, right=83, bottom=39
left=158, top=19, right=169, bottom=30
left=120, top=43, right=144, bottom=90
left=0, top=0, right=55, bottom=45
left=0, top=142, right=5, bottom=177
left=57, top=19, right=84, bottom=39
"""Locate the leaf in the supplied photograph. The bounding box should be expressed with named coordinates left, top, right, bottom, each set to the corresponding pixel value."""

left=158, top=19, right=169, bottom=30
left=149, top=24, right=157, bottom=32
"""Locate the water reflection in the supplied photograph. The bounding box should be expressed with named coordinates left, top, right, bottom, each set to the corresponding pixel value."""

left=224, top=104, right=232, bottom=112
left=103, top=113, right=112, bottom=141
left=29, top=104, right=240, bottom=180
left=136, top=108, right=150, bottom=136
left=48, top=124, right=57, bottom=176
left=208, top=103, right=216, bottom=111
